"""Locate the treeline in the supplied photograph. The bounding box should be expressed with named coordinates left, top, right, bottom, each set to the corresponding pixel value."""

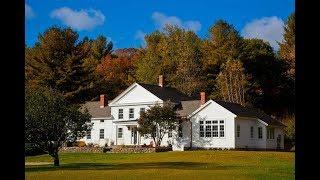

left=26, top=14, right=295, bottom=120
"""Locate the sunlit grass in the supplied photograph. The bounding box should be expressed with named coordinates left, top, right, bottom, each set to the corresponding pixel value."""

left=25, top=150, right=294, bottom=180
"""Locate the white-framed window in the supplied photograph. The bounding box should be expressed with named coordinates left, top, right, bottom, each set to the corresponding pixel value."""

left=267, top=128, right=275, bottom=139
left=118, top=128, right=123, bottom=138
left=100, top=120, right=104, bottom=123
left=99, top=129, right=104, bottom=139
left=200, top=120, right=225, bottom=138
left=140, top=108, right=145, bottom=115
left=199, top=121, right=204, bottom=137
left=86, top=130, right=91, bottom=139
left=236, top=125, right=240, bottom=138
left=129, top=108, right=134, bottom=119
left=220, top=120, right=225, bottom=137
left=258, top=127, right=263, bottom=139
left=250, top=126, right=254, bottom=138
left=118, top=109, right=123, bottom=119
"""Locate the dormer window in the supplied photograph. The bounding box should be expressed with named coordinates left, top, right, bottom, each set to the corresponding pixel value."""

left=129, top=108, right=134, bottom=119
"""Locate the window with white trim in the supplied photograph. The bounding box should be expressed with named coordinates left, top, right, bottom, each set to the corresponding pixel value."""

left=140, top=108, right=145, bottom=115
left=118, top=128, right=123, bottom=138
left=267, top=128, right=275, bottom=139
left=258, top=127, right=263, bottom=139
left=236, top=125, right=240, bottom=137
left=199, top=120, right=225, bottom=138
left=199, top=121, right=204, bottom=137
left=86, top=130, right=91, bottom=139
left=219, top=120, right=225, bottom=137
left=129, top=108, right=134, bottom=119
left=99, top=129, right=104, bottom=139
left=118, top=109, right=123, bottom=119
left=100, top=120, right=104, bottom=123
left=250, top=126, right=254, bottom=138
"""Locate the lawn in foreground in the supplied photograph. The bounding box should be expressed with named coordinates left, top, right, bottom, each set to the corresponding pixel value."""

left=25, top=150, right=294, bottom=180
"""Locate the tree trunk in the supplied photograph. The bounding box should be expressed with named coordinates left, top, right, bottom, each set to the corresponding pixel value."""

left=53, top=152, right=59, bottom=166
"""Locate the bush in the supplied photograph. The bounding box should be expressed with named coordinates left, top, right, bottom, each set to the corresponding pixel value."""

left=66, top=141, right=74, bottom=147
left=155, top=146, right=172, bottom=152
left=75, top=141, right=86, bottom=147
left=25, top=144, right=46, bottom=156
left=282, top=115, right=295, bottom=149
left=103, top=147, right=112, bottom=153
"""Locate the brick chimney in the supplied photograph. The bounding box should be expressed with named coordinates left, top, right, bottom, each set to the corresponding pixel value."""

left=158, top=75, right=164, bottom=87
left=100, top=94, right=108, bottom=108
left=200, top=92, right=206, bottom=106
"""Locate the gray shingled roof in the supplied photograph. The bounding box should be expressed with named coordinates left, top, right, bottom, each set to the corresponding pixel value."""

left=139, top=83, right=195, bottom=103
left=81, top=101, right=111, bottom=118
left=215, top=101, right=285, bottom=127
left=80, top=83, right=283, bottom=127
left=177, top=100, right=201, bottom=117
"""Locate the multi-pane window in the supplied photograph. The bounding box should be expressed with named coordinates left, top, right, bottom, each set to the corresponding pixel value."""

left=140, top=108, right=145, bottom=115
left=118, top=128, right=123, bottom=138
left=205, top=124, right=212, bottom=137
left=236, top=125, right=240, bottom=137
left=199, top=121, right=204, bottom=137
left=200, top=120, right=225, bottom=138
left=99, top=129, right=104, bottom=139
left=129, top=108, right=134, bottom=119
left=258, top=127, right=263, bottom=139
left=220, top=120, right=225, bottom=137
left=86, top=130, right=91, bottom=139
left=267, top=128, right=275, bottom=139
left=250, top=126, right=254, bottom=138
left=118, top=109, right=123, bottom=119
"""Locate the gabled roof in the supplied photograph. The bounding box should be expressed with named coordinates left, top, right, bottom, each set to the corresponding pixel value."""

left=214, top=101, right=285, bottom=126
left=189, top=100, right=285, bottom=127
left=80, top=101, right=112, bottom=119
left=139, top=83, right=195, bottom=104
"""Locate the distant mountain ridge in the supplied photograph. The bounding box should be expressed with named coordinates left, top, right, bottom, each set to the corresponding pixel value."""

left=112, top=48, right=139, bottom=58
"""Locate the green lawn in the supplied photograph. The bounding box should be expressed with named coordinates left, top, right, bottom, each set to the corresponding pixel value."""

left=25, top=150, right=294, bottom=180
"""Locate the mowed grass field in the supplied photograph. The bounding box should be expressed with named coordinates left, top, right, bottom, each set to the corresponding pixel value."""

left=25, top=150, right=294, bottom=180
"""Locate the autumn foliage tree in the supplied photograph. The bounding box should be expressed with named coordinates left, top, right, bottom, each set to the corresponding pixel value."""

left=216, top=60, right=248, bottom=106
left=96, top=54, right=136, bottom=97
left=279, top=13, right=295, bottom=80
left=25, top=27, right=113, bottom=104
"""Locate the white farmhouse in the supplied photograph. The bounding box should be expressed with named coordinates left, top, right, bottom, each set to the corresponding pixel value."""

left=81, top=75, right=285, bottom=150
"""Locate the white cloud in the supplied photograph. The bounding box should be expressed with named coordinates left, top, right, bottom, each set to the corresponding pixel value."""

left=151, top=12, right=201, bottom=32
left=135, top=30, right=146, bottom=46
left=50, top=7, right=105, bottom=31
left=241, top=16, right=284, bottom=50
left=25, top=3, right=35, bottom=19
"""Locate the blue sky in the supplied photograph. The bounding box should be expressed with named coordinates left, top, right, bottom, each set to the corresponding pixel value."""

left=25, top=0, right=295, bottom=50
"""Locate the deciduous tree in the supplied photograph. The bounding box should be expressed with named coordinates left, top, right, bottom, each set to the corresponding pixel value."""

left=137, top=101, right=180, bottom=147
left=25, top=87, right=91, bottom=166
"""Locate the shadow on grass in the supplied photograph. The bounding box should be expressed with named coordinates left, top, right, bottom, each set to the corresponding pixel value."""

left=26, top=162, right=241, bottom=172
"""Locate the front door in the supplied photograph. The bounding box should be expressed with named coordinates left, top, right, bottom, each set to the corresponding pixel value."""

left=131, top=127, right=138, bottom=145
